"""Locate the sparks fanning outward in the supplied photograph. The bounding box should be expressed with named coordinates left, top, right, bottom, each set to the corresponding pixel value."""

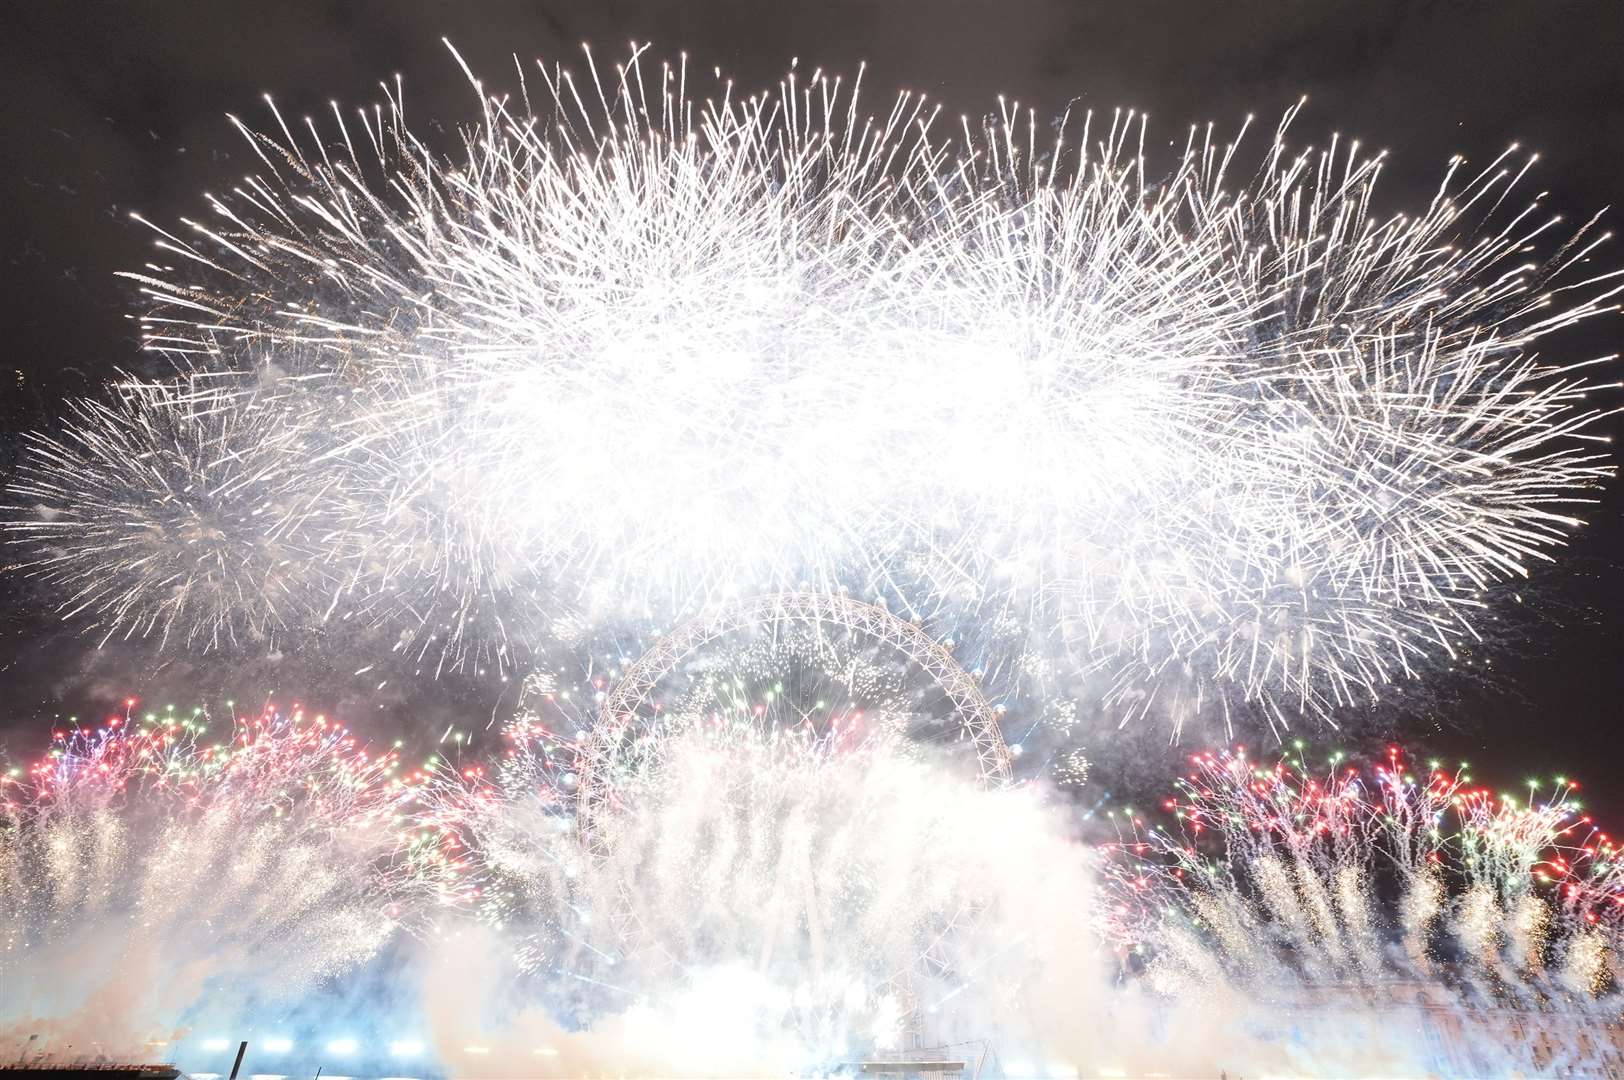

left=411, top=593, right=1020, bottom=929
left=0, top=701, right=428, bottom=1049
left=3, top=379, right=350, bottom=648
left=399, top=618, right=1095, bottom=1068
left=1102, top=745, right=1624, bottom=1010
left=5, top=43, right=1623, bottom=734
left=3, top=698, right=1624, bottom=1072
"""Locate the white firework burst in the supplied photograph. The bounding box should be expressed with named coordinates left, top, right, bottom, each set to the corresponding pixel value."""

left=6, top=44, right=1620, bottom=734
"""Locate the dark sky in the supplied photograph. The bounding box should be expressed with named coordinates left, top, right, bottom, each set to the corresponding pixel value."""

left=1, top=2, right=1622, bottom=813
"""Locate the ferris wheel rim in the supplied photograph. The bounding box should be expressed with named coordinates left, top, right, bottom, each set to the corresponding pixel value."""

left=575, top=591, right=1013, bottom=854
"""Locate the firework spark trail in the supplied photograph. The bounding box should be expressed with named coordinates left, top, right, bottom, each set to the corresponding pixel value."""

left=381, top=602, right=1109, bottom=1073
left=1101, top=745, right=1624, bottom=1007
left=409, top=705, right=1100, bottom=1073
left=401, top=721, right=1624, bottom=1075
left=3, top=691, right=1621, bottom=1075
left=5, top=46, right=1623, bottom=735
left=0, top=703, right=425, bottom=1054
left=413, top=601, right=1012, bottom=938
left=4, top=377, right=348, bottom=650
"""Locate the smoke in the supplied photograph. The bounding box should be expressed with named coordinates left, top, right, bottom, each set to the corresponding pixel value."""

left=415, top=726, right=1110, bottom=1076
left=0, top=713, right=414, bottom=1065
left=4, top=712, right=1619, bottom=1076
left=0, top=805, right=398, bottom=1058
left=6, top=754, right=1616, bottom=1075
left=399, top=727, right=1608, bottom=1079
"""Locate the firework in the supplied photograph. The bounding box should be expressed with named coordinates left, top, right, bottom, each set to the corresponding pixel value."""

left=577, top=593, right=1014, bottom=828
left=0, top=701, right=423, bottom=1056
left=6, top=699, right=1621, bottom=1076
left=423, top=592, right=1019, bottom=932
left=415, top=710, right=1095, bottom=1076
left=3, top=377, right=349, bottom=650
left=394, top=597, right=1104, bottom=1074
left=6, top=48, right=1621, bottom=733
left=1103, top=745, right=1624, bottom=1007
left=1053, top=747, right=1091, bottom=788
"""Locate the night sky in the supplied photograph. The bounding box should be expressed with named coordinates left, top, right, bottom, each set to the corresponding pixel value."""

left=1, top=2, right=1622, bottom=815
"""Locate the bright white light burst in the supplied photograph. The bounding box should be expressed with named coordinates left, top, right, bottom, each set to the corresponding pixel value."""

left=6, top=44, right=1620, bottom=735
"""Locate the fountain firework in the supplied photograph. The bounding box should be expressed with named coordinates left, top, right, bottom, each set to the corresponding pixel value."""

left=3, top=697, right=1623, bottom=1075
left=0, top=702, right=423, bottom=1055
left=398, top=593, right=1100, bottom=1074
left=1102, top=744, right=1624, bottom=1072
